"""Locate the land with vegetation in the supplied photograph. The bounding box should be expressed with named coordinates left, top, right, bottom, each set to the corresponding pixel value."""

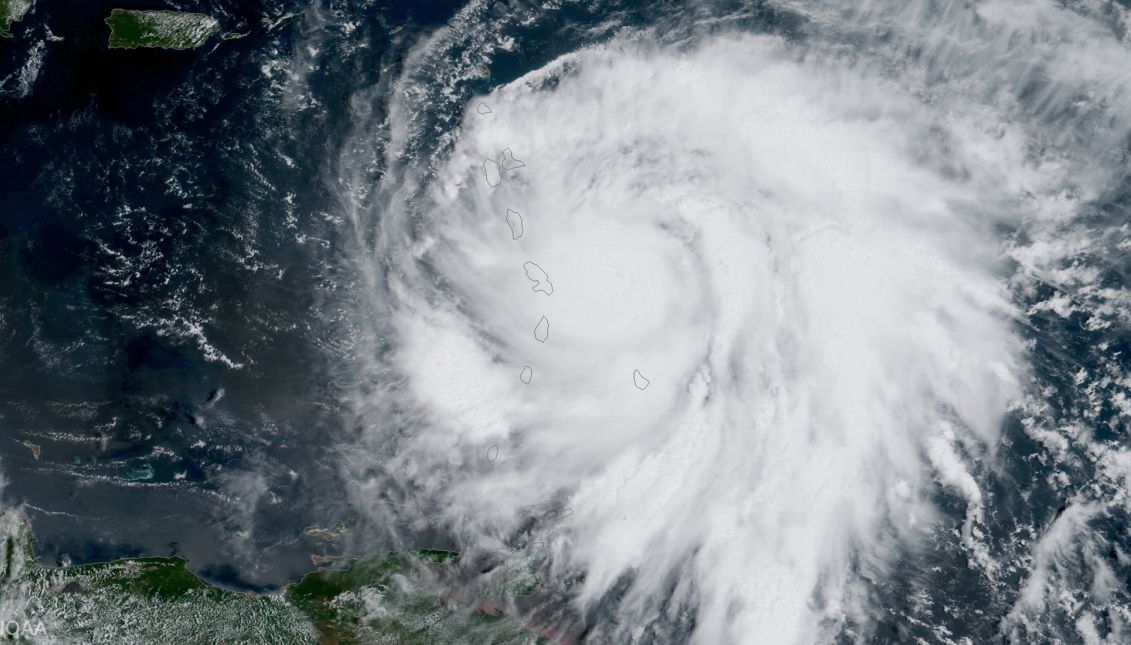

left=0, top=509, right=545, bottom=643
left=105, top=9, right=220, bottom=50
left=0, top=0, right=33, bottom=38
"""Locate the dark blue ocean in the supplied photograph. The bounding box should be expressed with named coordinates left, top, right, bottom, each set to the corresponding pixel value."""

left=2, top=1, right=1130, bottom=642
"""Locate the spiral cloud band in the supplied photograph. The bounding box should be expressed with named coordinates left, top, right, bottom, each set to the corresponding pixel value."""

left=340, top=0, right=1131, bottom=641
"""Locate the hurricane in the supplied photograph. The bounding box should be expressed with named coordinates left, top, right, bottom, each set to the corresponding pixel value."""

left=332, top=0, right=1131, bottom=642
left=3, top=0, right=1131, bottom=642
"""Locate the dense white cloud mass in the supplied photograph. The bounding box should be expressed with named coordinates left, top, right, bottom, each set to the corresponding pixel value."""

left=338, top=0, right=1131, bottom=642
left=395, top=37, right=1028, bottom=642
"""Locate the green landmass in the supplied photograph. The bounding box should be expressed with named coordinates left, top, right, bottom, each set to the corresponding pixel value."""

left=0, top=509, right=544, bottom=644
left=0, top=508, right=312, bottom=643
left=287, top=549, right=543, bottom=644
left=104, top=8, right=220, bottom=50
left=0, top=0, right=33, bottom=38
left=417, top=548, right=459, bottom=563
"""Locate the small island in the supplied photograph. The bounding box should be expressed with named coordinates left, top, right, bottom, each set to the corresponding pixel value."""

left=0, top=0, right=33, bottom=38
left=104, top=8, right=220, bottom=50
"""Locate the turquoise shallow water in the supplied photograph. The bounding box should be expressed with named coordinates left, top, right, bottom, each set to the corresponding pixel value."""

left=0, top=0, right=456, bottom=591
left=2, top=0, right=1131, bottom=641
